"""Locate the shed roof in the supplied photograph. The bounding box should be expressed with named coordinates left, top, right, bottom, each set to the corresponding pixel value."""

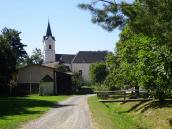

left=18, top=64, right=73, bottom=76
left=17, top=64, right=55, bottom=70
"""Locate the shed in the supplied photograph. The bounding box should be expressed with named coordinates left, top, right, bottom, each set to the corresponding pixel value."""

left=16, top=64, right=73, bottom=95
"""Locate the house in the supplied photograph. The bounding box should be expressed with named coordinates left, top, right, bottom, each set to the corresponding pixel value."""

left=43, top=21, right=108, bottom=81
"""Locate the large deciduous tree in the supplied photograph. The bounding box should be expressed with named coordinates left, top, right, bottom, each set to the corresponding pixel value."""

left=79, top=0, right=172, bottom=100
left=0, top=28, right=27, bottom=93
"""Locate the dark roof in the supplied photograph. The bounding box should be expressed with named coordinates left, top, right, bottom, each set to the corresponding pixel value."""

left=72, top=51, right=108, bottom=63
left=41, top=75, right=53, bottom=82
left=43, top=21, right=55, bottom=40
left=46, top=21, right=52, bottom=37
left=55, top=54, right=75, bottom=64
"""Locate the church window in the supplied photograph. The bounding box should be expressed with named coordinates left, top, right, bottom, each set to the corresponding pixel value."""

left=79, top=70, right=82, bottom=77
left=49, top=45, right=51, bottom=49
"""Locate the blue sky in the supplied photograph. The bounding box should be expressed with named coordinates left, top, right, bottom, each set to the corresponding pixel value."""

left=0, top=0, right=133, bottom=55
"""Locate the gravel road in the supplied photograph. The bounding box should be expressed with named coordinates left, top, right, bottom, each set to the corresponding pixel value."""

left=21, top=95, right=92, bottom=129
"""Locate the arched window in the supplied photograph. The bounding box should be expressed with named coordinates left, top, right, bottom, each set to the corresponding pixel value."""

left=49, top=45, right=51, bottom=49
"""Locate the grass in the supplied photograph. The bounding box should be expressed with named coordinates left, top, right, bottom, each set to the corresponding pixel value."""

left=88, top=96, right=172, bottom=129
left=0, top=95, right=70, bottom=129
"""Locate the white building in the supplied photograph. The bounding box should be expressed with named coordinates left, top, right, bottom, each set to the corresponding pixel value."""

left=43, top=22, right=108, bottom=81
left=43, top=21, right=56, bottom=63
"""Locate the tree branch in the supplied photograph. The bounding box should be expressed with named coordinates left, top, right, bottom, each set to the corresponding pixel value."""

left=95, top=0, right=116, bottom=5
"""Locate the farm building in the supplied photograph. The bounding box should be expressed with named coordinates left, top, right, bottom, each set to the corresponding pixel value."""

left=16, top=64, right=73, bottom=95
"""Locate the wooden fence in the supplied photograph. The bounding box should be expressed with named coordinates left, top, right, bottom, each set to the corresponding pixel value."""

left=95, top=90, right=153, bottom=102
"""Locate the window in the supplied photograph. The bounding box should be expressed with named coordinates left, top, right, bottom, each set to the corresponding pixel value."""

left=49, top=45, right=51, bottom=49
left=79, top=70, right=82, bottom=77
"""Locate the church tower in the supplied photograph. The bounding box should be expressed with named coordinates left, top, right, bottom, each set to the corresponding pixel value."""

left=43, top=21, right=55, bottom=63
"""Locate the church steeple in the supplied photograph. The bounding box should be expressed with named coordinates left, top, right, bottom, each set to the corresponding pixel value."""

left=46, top=21, right=52, bottom=37
left=43, top=21, right=55, bottom=40
left=43, top=20, right=56, bottom=63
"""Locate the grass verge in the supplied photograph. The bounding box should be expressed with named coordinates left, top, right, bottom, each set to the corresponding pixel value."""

left=88, top=96, right=172, bottom=129
left=0, top=95, right=70, bottom=129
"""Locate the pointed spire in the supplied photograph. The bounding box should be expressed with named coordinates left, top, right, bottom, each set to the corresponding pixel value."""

left=43, top=20, right=55, bottom=41
left=46, top=20, right=52, bottom=37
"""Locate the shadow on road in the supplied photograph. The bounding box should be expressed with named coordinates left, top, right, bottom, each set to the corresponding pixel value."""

left=0, top=97, right=68, bottom=119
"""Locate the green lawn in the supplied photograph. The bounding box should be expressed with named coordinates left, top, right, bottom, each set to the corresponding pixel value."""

left=88, top=96, right=172, bottom=129
left=0, top=95, right=70, bottom=129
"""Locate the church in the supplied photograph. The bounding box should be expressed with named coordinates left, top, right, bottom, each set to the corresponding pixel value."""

left=16, top=22, right=108, bottom=95
left=43, top=21, right=108, bottom=81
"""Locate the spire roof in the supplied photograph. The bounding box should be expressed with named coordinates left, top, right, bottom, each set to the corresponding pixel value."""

left=46, top=21, right=52, bottom=37
left=43, top=20, right=55, bottom=40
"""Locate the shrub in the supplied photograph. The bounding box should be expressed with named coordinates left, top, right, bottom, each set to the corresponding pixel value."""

left=89, top=63, right=108, bottom=83
left=55, top=64, right=71, bottom=72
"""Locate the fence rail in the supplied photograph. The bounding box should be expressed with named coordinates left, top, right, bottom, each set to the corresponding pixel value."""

left=95, top=90, right=153, bottom=102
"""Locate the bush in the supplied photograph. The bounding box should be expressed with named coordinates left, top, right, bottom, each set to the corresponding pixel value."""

left=89, top=63, right=108, bottom=83
left=92, top=83, right=109, bottom=91
left=71, top=72, right=82, bottom=93
left=55, top=64, right=71, bottom=72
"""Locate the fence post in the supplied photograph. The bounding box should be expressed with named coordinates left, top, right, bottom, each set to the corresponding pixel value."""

left=124, top=90, right=126, bottom=102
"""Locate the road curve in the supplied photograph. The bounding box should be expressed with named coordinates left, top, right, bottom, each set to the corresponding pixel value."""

left=21, top=95, right=92, bottom=129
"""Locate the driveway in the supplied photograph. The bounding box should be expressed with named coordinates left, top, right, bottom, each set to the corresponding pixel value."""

left=21, top=95, right=92, bottom=129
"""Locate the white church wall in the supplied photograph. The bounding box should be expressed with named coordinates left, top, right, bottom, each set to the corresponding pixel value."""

left=64, top=63, right=72, bottom=70
left=72, top=63, right=91, bottom=81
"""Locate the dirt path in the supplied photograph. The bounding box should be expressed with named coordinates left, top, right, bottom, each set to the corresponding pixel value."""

left=21, top=95, right=92, bottom=129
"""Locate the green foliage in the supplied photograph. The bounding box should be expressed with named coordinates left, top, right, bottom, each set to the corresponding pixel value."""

left=80, top=0, right=172, bottom=100
left=0, top=28, right=27, bottom=91
left=71, top=72, right=82, bottom=93
left=55, top=64, right=71, bottom=72
left=106, top=27, right=172, bottom=100
left=27, top=48, right=43, bottom=65
left=92, top=83, right=109, bottom=91
left=79, top=1, right=126, bottom=31
left=1, top=28, right=27, bottom=63
left=89, top=63, right=108, bottom=83
left=79, top=0, right=172, bottom=44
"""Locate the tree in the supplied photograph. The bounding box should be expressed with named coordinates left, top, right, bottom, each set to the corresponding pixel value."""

left=135, top=38, right=172, bottom=100
left=79, top=0, right=172, bottom=100
left=0, top=37, right=15, bottom=90
left=55, top=64, right=71, bottom=73
left=0, top=28, right=27, bottom=94
left=79, top=0, right=172, bottom=38
left=89, top=63, right=108, bottom=83
left=106, top=26, right=172, bottom=100
left=28, top=48, right=43, bottom=64
left=2, top=28, right=27, bottom=64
